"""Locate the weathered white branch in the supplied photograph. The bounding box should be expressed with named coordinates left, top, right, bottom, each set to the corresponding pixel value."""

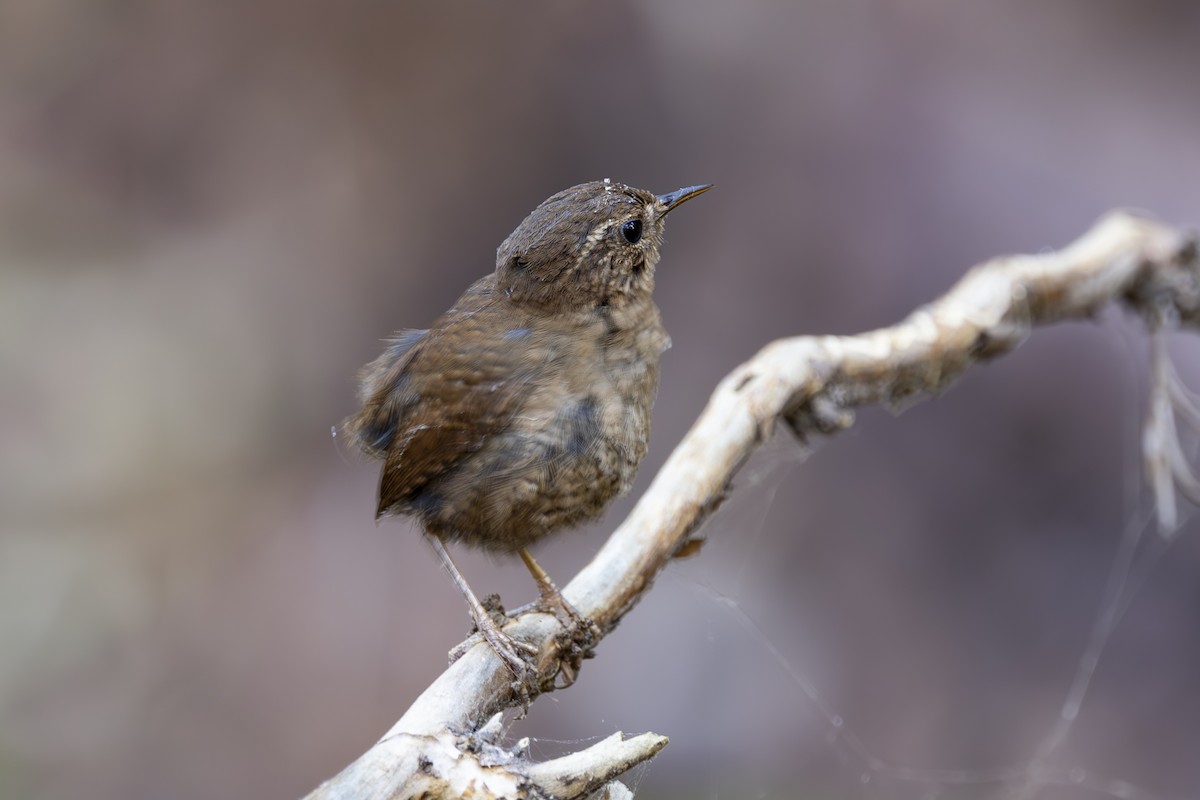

left=523, top=731, right=669, bottom=797
left=305, top=211, right=1198, bottom=799
left=305, top=717, right=664, bottom=800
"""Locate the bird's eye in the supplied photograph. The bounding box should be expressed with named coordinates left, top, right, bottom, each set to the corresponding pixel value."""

left=620, top=218, right=643, bottom=244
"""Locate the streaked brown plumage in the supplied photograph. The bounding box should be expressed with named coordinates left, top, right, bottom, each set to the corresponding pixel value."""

left=343, top=179, right=710, bottom=679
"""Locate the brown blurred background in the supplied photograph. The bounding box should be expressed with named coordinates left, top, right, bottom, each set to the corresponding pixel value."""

left=3, top=1, right=1200, bottom=798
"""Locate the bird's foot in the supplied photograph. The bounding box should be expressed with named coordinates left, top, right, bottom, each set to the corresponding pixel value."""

left=532, top=583, right=598, bottom=688
left=448, top=596, right=540, bottom=700
left=532, top=580, right=595, bottom=635
left=515, top=548, right=598, bottom=686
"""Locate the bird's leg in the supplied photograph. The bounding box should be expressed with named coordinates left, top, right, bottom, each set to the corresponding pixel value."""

left=518, top=547, right=589, bottom=627
left=517, top=547, right=597, bottom=687
left=426, top=534, right=537, bottom=684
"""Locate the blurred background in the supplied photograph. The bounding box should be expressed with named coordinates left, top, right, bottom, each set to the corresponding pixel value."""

left=3, top=1, right=1200, bottom=798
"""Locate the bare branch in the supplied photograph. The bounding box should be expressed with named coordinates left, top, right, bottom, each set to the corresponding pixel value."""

left=305, top=211, right=1198, bottom=799
left=523, top=732, right=669, bottom=797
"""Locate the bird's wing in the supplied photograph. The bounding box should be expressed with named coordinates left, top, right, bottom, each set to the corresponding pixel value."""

left=345, top=275, right=550, bottom=518
left=344, top=327, right=429, bottom=458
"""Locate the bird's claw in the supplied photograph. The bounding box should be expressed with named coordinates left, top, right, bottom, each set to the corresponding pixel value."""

left=448, top=608, right=541, bottom=703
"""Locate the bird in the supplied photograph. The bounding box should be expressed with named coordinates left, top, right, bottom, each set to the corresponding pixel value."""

left=343, top=179, right=711, bottom=680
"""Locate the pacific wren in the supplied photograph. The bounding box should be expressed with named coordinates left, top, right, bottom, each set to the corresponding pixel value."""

left=343, top=179, right=711, bottom=679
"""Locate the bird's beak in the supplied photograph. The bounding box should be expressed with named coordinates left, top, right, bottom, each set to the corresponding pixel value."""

left=656, top=184, right=713, bottom=215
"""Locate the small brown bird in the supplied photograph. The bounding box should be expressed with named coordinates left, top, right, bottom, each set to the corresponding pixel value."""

left=344, top=179, right=710, bottom=677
